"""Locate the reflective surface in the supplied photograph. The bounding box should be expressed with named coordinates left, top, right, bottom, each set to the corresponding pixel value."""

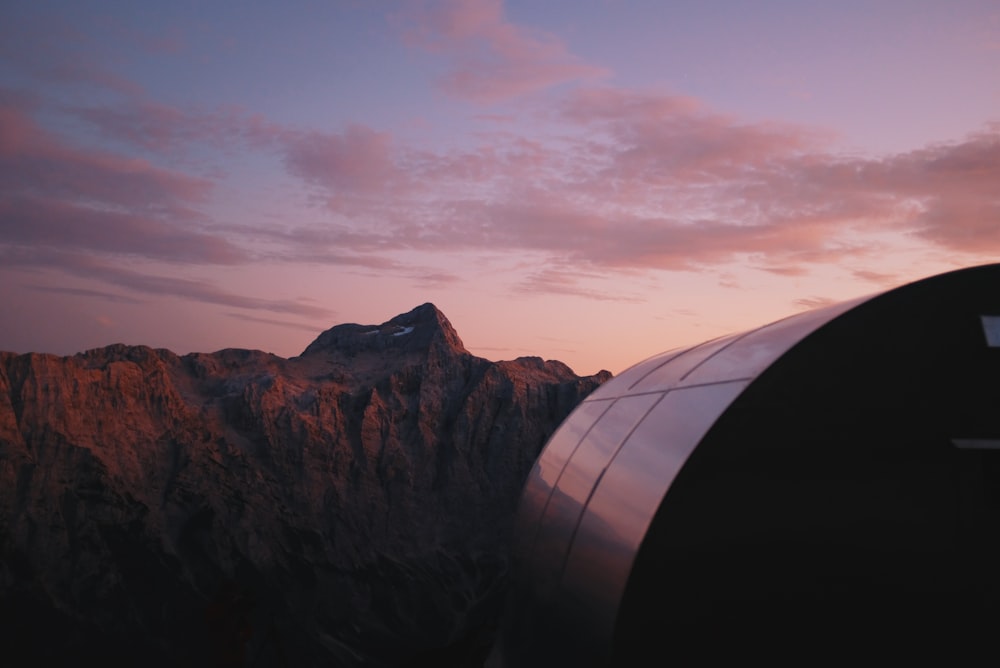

left=494, top=263, right=1000, bottom=667
left=529, top=393, right=660, bottom=602
left=983, top=315, right=1000, bottom=347
left=558, top=380, right=748, bottom=654
left=512, top=399, right=611, bottom=564
left=580, top=345, right=688, bottom=402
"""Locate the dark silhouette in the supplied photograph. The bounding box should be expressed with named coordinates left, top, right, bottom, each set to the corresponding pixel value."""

left=205, top=580, right=256, bottom=667
left=249, top=614, right=289, bottom=668
left=403, top=619, right=496, bottom=668
left=0, top=302, right=610, bottom=665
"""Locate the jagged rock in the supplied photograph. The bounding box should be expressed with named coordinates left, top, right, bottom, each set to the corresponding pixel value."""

left=0, top=304, right=611, bottom=667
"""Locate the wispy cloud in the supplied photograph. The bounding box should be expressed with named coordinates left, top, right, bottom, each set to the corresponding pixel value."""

left=407, top=269, right=463, bottom=288
left=0, top=12, right=143, bottom=96
left=396, top=0, right=609, bottom=102
left=851, top=269, right=899, bottom=285
left=283, top=124, right=405, bottom=196
left=67, top=100, right=250, bottom=155
left=793, top=296, right=839, bottom=310
left=513, top=267, right=646, bottom=302
left=224, top=312, right=327, bottom=333
left=25, top=284, right=144, bottom=304
left=0, top=101, right=212, bottom=213
left=3, top=47, right=998, bottom=306
left=0, top=197, right=244, bottom=264
left=249, top=83, right=998, bottom=297
left=556, top=86, right=829, bottom=183
left=0, top=95, right=250, bottom=270
left=2, top=248, right=333, bottom=320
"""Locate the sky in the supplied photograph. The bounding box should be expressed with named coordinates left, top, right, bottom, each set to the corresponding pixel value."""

left=1, top=0, right=998, bottom=376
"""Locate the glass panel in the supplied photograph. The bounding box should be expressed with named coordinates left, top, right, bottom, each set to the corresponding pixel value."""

left=558, top=380, right=749, bottom=645
left=583, top=347, right=685, bottom=401
left=528, top=393, right=664, bottom=602
left=626, top=333, right=742, bottom=394
left=680, top=297, right=865, bottom=386
left=952, top=439, right=1000, bottom=450
left=513, top=399, right=613, bottom=561
left=981, top=315, right=1000, bottom=347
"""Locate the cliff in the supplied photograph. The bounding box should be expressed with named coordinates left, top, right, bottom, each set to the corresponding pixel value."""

left=0, top=303, right=611, bottom=667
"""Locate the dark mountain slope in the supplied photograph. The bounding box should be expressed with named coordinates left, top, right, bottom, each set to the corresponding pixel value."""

left=0, top=304, right=610, bottom=667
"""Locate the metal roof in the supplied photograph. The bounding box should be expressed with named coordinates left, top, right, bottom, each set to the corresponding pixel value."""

left=492, top=262, right=1000, bottom=666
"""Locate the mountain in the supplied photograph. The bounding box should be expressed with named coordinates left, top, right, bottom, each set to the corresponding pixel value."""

left=0, top=303, right=611, bottom=667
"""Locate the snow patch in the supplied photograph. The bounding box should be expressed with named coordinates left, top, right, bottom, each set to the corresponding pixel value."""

left=393, top=326, right=415, bottom=336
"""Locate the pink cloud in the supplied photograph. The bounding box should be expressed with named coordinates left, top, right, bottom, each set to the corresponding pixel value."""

left=0, top=13, right=144, bottom=96
left=1, top=248, right=333, bottom=320
left=559, top=87, right=705, bottom=124
left=258, top=85, right=995, bottom=290
left=514, top=266, right=646, bottom=302
left=0, top=99, right=212, bottom=215
left=13, top=56, right=996, bottom=310
left=793, top=296, right=839, bottom=310
left=404, top=0, right=503, bottom=44
left=407, top=269, right=463, bottom=289
left=68, top=98, right=288, bottom=157
left=70, top=101, right=231, bottom=154
left=0, top=93, right=255, bottom=315
left=878, top=132, right=1000, bottom=252
left=558, top=86, right=829, bottom=184
left=283, top=124, right=403, bottom=195
left=852, top=269, right=899, bottom=285
left=27, top=285, right=143, bottom=305
left=63, top=98, right=292, bottom=166
left=406, top=136, right=551, bottom=185
left=760, top=265, right=812, bottom=277
left=781, top=127, right=1000, bottom=253
left=224, top=312, right=332, bottom=333
left=248, top=83, right=996, bottom=300
left=0, top=197, right=245, bottom=264
left=397, top=0, right=609, bottom=102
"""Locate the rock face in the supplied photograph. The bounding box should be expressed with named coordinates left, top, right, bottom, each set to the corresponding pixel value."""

left=0, top=303, right=610, bottom=667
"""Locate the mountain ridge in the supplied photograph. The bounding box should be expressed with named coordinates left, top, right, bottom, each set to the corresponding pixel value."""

left=0, top=304, right=611, bottom=667
left=301, top=302, right=469, bottom=359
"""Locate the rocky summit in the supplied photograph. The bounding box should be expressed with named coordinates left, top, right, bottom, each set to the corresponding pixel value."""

left=0, top=304, right=611, bottom=667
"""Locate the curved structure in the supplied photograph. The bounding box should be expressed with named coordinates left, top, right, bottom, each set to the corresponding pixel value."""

left=493, top=263, right=1000, bottom=665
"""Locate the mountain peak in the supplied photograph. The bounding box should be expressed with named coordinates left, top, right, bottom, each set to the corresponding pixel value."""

left=300, top=303, right=468, bottom=357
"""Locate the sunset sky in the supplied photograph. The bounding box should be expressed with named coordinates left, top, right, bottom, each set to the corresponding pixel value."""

left=2, top=0, right=998, bottom=376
